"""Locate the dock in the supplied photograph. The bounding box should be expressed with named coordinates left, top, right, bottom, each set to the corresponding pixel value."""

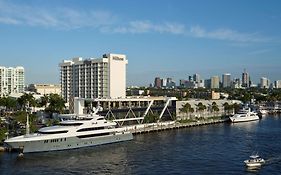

left=124, top=118, right=228, bottom=135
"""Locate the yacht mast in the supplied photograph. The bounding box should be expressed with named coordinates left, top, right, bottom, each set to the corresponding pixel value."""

left=26, top=102, right=30, bottom=135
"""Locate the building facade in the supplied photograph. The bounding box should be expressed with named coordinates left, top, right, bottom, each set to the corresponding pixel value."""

left=275, top=80, right=281, bottom=89
left=59, top=53, right=128, bottom=102
left=260, top=77, right=270, bottom=89
left=154, top=77, right=162, bottom=88
left=27, top=84, right=61, bottom=95
left=222, top=73, right=231, bottom=88
left=242, top=69, right=250, bottom=88
left=0, top=66, right=24, bottom=96
left=211, top=76, right=220, bottom=89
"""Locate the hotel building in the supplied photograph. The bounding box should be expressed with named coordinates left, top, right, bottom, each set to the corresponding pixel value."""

left=59, top=53, right=128, bottom=103
left=0, top=66, right=25, bottom=96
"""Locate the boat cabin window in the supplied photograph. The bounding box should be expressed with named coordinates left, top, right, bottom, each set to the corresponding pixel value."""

left=77, top=127, right=105, bottom=132
left=39, top=130, right=68, bottom=134
left=77, top=132, right=110, bottom=138
left=60, top=123, right=83, bottom=126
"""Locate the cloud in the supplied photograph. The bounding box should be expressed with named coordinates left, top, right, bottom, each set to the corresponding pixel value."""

left=0, top=0, right=116, bottom=29
left=0, top=0, right=270, bottom=43
left=106, top=20, right=185, bottom=34
left=189, top=25, right=270, bottom=43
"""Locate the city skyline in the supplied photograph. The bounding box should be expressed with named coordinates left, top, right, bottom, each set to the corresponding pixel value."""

left=1, top=0, right=281, bottom=86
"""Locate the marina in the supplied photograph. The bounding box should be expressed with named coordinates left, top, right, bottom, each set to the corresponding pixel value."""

left=1, top=115, right=281, bottom=175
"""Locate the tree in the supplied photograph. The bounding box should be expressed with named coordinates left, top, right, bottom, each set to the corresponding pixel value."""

left=179, top=102, right=194, bottom=118
left=46, top=94, right=65, bottom=113
left=17, top=93, right=36, bottom=110
left=211, top=102, right=219, bottom=116
left=144, top=113, right=159, bottom=123
left=232, top=103, right=241, bottom=114
left=4, top=97, right=17, bottom=111
left=196, top=102, right=206, bottom=118
left=39, top=94, right=49, bottom=108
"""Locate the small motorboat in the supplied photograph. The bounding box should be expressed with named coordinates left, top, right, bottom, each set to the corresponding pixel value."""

left=244, top=154, right=265, bottom=167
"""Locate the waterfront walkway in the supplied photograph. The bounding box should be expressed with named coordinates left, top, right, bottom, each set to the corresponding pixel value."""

left=124, top=118, right=229, bottom=135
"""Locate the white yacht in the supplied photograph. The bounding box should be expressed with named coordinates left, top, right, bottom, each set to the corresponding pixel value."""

left=229, top=108, right=260, bottom=123
left=244, top=154, right=265, bottom=167
left=4, top=114, right=133, bottom=153
left=258, top=109, right=268, bottom=116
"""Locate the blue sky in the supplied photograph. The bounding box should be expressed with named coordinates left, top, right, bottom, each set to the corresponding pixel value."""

left=0, top=0, right=281, bottom=86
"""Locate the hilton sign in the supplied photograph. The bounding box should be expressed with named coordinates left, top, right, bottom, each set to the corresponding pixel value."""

left=112, top=56, right=124, bottom=61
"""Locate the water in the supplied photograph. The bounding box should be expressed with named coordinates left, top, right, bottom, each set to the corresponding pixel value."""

left=1, top=115, right=281, bottom=175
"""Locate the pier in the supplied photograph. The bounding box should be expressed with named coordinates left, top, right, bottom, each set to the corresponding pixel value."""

left=124, top=118, right=229, bottom=135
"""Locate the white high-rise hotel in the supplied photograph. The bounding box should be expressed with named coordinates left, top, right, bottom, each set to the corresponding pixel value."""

left=0, top=66, right=25, bottom=96
left=60, top=53, right=128, bottom=102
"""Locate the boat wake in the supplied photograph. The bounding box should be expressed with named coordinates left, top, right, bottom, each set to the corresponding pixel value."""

left=265, top=155, right=281, bottom=165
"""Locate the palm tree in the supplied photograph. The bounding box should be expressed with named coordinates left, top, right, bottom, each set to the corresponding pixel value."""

left=196, top=102, right=206, bottom=118
left=179, top=103, right=194, bottom=118
left=17, top=93, right=36, bottom=111
left=39, top=94, right=49, bottom=108
left=211, top=102, right=219, bottom=116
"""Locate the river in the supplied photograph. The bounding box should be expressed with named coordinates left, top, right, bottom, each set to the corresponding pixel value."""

left=1, top=115, right=281, bottom=175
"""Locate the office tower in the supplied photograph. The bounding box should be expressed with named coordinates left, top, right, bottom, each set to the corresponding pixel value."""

left=242, top=69, right=250, bottom=88
left=154, top=77, right=162, bottom=88
left=222, top=73, right=231, bottom=88
left=211, top=76, right=220, bottom=89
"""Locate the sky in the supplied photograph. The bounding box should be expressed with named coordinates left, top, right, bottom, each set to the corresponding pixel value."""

left=0, top=0, right=281, bottom=86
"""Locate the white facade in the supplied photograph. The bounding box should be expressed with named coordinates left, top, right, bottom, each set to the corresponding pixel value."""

left=107, top=54, right=128, bottom=98
left=0, top=66, right=24, bottom=96
left=260, top=77, right=270, bottom=88
left=59, top=53, right=127, bottom=102
left=275, top=80, right=281, bottom=89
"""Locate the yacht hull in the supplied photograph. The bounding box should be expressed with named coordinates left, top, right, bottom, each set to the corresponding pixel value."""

left=229, top=116, right=260, bottom=123
left=5, top=132, right=133, bottom=153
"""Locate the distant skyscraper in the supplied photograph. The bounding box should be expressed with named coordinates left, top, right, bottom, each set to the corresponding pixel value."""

left=193, top=74, right=200, bottom=83
left=204, top=79, right=211, bottom=89
left=188, top=75, right=193, bottom=82
left=166, top=78, right=175, bottom=88
left=211, top=76, right=220, bottom=89
left=161, top=78, right=167, bottom=87
left=154, top=77, right=162, bottom=88
left=232, top=78, right=241, bottom=89
left=275, top=80, right=281, bottom=89
left=242, top=69, right=250, bottom=88
left=260, top=77, right=270, bottom=88
left=222, top=73, right=231, bottom=88
left=0, top=66, right=25, bottom=96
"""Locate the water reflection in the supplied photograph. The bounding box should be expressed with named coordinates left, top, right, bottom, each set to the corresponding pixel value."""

left=9, top=142, right=132, bottom=175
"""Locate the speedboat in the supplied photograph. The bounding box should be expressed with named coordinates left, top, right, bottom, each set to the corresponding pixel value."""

left=244, top=154, right=265, bottom=167
left=4, top=113, right=133, bottom=153
left=229, top=108, right=260, bottom=123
